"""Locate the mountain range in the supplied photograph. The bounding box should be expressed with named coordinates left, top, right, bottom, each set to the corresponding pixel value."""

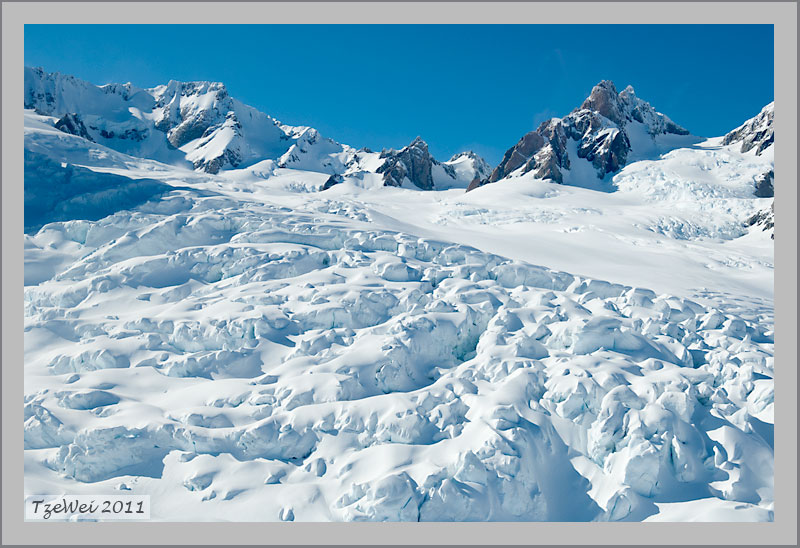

left=24, top=67, right=774, bottom=200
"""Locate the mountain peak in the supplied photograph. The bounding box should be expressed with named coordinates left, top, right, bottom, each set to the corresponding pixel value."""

left=448, top=150, right=481, bottom=163
left=473, top=80, right=693, bottom=190
left=408, top=136, right=428, bottom=149
left=377, top=137, right=437, bottom=190
left=580, top=80, right=625, bottom=126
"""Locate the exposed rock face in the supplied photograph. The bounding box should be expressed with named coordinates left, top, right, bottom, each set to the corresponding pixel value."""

left=153, top=81, right=231, bottom=148
left=466, top=178, right=482, bottom=192
left=55, top=113, right=94, bottom=142
left=746, top=201, right=774, bottom=239
left=377, top=137, right=437, bottom=190
left=321, top=174, right=344, bottom=191
left=722, top=102, right=774, bottom=155
left=754, top=169, right=774, bottom=198
left=472, top=80, right=689, bottom=190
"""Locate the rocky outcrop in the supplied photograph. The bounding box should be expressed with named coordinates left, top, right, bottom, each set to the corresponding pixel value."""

left=471, top=80, right=689, bottom=190
left=754, top=169, right=774, bottom=198
left=321, top=174, right=344, bottom=191
left=746, top=201, right=774, bottom=239
left=722, top=102, right=774, bottom=155
left=377, top=137, right=437, bottom=190
left=54, top=113, right=94, bottom=142
left=153, top=81, right=232, bottom=148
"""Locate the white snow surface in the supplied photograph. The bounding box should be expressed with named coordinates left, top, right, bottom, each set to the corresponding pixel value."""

left=24, top=99, right=774, bottom=522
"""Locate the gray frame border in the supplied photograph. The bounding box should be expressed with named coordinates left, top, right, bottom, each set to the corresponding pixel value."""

left=2, top=2, right=797, bottom=545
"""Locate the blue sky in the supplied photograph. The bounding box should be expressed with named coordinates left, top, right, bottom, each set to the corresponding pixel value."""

left=25, top=24, right=774, bottom=165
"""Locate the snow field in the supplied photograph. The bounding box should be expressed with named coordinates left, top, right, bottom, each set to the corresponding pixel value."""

left=24, top=194, right=773, bottom=521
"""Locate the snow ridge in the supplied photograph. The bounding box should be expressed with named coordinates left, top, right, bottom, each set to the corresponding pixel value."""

left=24, top=67, right=488, bottom=189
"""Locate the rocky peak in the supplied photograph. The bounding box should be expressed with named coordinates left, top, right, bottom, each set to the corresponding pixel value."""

left=23, top=67, right=302, bottom=175
left=25, top=67, right=107, bottom=116
left=722, top=102, right=774, bottom=155
left=580, top=80, right=627, bottom=127
left=100, top=82, right=139, bottom=102
left=377, top=137, right=437, bottom=190
left=472, top=79, right=690, bottom=191
left=152, top=80, right=236, bottom=148
left=448, top=150, right=478, bottom=162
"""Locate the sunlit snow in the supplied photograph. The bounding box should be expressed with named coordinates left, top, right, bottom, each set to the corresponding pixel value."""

left=23, top=72, right=774, bottom=522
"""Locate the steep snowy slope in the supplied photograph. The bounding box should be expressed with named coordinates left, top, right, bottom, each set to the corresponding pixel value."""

left=150, top=80, right=294, bottom=173
left=25, top=67, right=297, bottom=173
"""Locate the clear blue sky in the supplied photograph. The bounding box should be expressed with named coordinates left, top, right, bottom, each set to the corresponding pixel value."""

left=25, top=24, right=774, bottom=165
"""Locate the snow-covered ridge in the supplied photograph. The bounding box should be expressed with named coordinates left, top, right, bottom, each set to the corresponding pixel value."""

left=24, top=67, right=488, bottom=187
left=722, top=102, right=774, bottom=156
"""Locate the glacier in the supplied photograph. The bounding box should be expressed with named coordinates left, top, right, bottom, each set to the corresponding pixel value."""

left=23, top=69, right=774, bottom=522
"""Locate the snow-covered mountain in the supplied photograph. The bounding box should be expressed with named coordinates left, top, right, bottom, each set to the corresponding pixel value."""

left=720, top=102, right=775, bottom=212
left=470, top=81, right=697, bottom=191
left=24, top=67, right=486, bottom=188
left=22, top=68, right=775, bottom=523
left=722, top=102, right=774, bottom=156
left=446, top=151, right=492, bottom=185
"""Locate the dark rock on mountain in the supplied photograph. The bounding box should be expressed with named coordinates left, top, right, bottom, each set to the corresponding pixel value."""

left=202, top=148, right=242, bottom=175
left=746, top=201, right=774, bottom=239
left=55, top=113, right=94, bottom=142
left=154, top=81, right=233, bottom=148
left=466, top=177, right=483, bottom=192
left=472, top=80, right=689, bottom=191
left=722, top=102, right=774, bottom=155
left=377, top=137, right=436, bottom=190
left=754, top=169, right=774, bottom=198
left=321, top=174, right=344, bottom=191
left=24, top=67, right=71, bottom=113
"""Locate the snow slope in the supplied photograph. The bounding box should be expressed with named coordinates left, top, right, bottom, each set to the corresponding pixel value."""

left=23, top=74, right=774, bottom=523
